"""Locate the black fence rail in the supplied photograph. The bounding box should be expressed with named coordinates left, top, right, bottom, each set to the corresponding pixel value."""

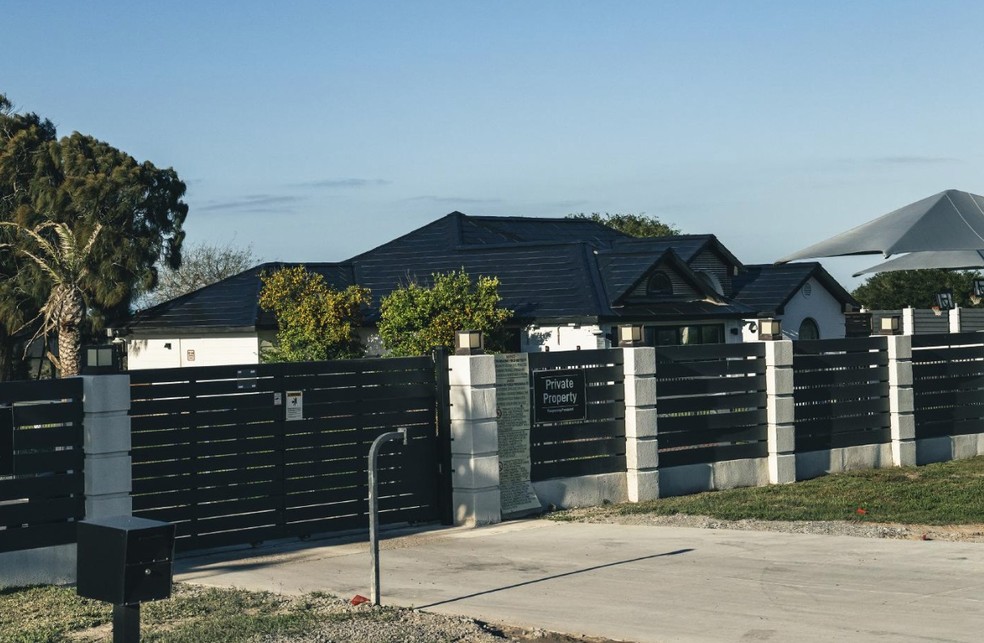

left=528, top=349, right=625, bottom=481
left=793, top=336, right=891, bottom=452
left=912, top=332, right=984, bottom=439
left=0, top=378, right=84, bottom=553
left=655, top=343, right=768, bottom=467
left=130, top=357, right=441, bottom=552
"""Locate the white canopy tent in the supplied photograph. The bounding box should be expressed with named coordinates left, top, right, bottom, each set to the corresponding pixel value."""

left=778, top=189, right=984, bottom=268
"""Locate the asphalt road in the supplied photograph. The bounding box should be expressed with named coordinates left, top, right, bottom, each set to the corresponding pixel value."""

left=176, top=520, right=984, bottom=642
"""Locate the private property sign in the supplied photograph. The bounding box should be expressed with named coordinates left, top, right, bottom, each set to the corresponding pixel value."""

left=532, top=369, right=586, bottom=423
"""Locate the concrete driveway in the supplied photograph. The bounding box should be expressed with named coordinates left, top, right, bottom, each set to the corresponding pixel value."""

left=176, top=520, right=984, bottom=642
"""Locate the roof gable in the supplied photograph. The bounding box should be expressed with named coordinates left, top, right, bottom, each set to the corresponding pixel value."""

left=598, top=249, right=720, bottom=306
left=732, top=263, right=858, bottom=315
left=611, top=234, right=743, bottom=269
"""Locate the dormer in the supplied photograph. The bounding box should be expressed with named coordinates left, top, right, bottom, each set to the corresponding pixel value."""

left=599, top=249, right=724, bottom=308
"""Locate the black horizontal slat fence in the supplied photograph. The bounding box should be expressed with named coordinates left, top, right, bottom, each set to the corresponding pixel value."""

left=528, top=349, right=625, bottom=481
left=130, top=357, right=441, bottom=552
left=655, top=343, right=768, bottom=467
left=912, top=332, right=984, bottom=439
left=792, top=337, right=891, bottom=451
left=0, top=378, right=84, bottom=553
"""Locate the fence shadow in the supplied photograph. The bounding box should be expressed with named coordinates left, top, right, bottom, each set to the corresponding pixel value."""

left=418, top=548, right=695, bottom=609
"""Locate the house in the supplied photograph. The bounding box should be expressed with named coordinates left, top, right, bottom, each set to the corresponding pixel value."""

left=125, top=212, right=858, bottom=368
left=731, top=262, right=859, bottom=341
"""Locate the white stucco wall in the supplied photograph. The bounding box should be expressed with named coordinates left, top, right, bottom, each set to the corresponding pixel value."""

left=127, top=334, right=262, bottom=369
left=742, top=277, right=846, bottom=342
left=723, top=319, right=744, bottom=343
left=522, top=324, right=609, bottom=352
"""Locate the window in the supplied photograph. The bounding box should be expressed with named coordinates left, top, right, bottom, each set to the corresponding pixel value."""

left=650, top=324, right=725, bottom=346
left=799, top=318, right=820, bottom=340
left=645, top=272, right=673, bottom=297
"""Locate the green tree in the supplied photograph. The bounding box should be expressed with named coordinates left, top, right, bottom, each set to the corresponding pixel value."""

left=0, top=93, right=187, bottom=379
left=258, top=265, right=370, bottom=362
left=378, top=270, right=513, bottom=357
left=141, top=241, right=257, bottom=308
left=566, top=212, right=680, bottom=237
left=0, top=95, right=58, bottom=378
left=852, top=270, right=983, bottom=310
left=0, top=221, right=102, bottom=377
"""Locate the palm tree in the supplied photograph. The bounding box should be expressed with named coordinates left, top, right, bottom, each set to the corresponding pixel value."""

left=0, top=220, right=102, bottom=377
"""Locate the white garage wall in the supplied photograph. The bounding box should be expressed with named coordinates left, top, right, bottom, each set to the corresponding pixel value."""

left=521, top=325, right=608, bottom=352
left=127, top=334, right=262, bottom=370
left=781, top=278, right=846, bottom=340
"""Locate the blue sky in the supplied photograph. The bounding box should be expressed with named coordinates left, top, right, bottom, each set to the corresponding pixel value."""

left=4, top=1, right=984, bottom=289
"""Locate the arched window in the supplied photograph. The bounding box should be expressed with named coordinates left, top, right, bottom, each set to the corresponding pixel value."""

left=799, top=317, right=820, bottom=340
left=646, top=272, right=673, bottom=297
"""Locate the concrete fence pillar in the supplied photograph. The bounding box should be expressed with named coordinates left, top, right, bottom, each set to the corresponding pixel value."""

left=622, top=348, right=659, bottom=501
left=886, top=336, right=917, bottom=466
left=950, top=307, right=962, bottom=333
left=903, top=307, right=915, bottom=335
left=765, top=340, right=796, bottom=484
left=447, top=355, right=501, bottom=526
left=83, top=374, right=133, bottom=519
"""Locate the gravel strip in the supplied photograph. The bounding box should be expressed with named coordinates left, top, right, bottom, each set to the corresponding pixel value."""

left=261, top=593, right=619, bottom=643
left=552, top=509, right=984, bottom=542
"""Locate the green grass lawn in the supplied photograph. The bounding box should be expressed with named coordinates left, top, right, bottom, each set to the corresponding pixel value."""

left=0, top=584, right=367, bottom=643
left=552, top=456, right=984, bottom=525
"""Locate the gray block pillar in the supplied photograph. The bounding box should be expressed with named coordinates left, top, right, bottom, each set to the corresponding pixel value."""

left=886, top=336, right=917, bottom=466
left=448, top=355, right=501, bottom=526
left=765, top=340, right=796, bottom=484
left=0, top=375, right=133, bottom=588
left=83, top=374, right=133, bottom=519
left=623, top=347, right=659, bottom=501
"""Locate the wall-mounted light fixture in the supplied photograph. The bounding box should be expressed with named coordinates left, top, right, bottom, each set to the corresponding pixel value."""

left=935, top=290, right=955, bottom=311
left=879, top=315, right=902, bottom=336
left=454, top=329, right=484, bottom=355
left=974, top=280, right=984, bottom=298
left=617, top=324, right=643, bottom=347
left=971, top=279, right=984, bottom=305
left=758, top=318, right=782, bottom=341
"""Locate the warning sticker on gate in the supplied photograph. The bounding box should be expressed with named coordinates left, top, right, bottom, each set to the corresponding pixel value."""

left=532, top=369, right=586, bottom=423
left=285, top=391, right=303, bottom=421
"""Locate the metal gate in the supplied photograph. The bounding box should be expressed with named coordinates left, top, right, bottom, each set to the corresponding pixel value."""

left=528, top=349, right=625, bottom=481
left=0, top=378, right=85, bottom=553
left=129, top=356, right=449, bottom=552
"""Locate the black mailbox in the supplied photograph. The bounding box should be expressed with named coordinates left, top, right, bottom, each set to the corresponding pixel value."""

left=77, top=515, right=176, bottom=605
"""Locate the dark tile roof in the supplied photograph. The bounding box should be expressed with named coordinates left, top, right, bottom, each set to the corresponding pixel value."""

left=126, top=213, right=771, bottom=332
left=611, top=234, right=742, bottom=266
left=350, top=242, right=607, bottom=322
left=458, top=214, right=627, bottom=246
left=596, top=251, right=664, bottom=304
left=731, top=262, right=858, bottom=315
left=128, top=262, right=354, bottom=333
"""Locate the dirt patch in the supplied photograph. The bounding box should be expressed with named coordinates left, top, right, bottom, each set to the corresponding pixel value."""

left=494, top=623, right=627, bottom=642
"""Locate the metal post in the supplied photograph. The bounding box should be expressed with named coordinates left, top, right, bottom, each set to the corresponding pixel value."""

left=112, top=603, right=139, bottom=643
left=433, top=347, right=454, bottom=525
left=369, top=427, right=407, bottom=606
